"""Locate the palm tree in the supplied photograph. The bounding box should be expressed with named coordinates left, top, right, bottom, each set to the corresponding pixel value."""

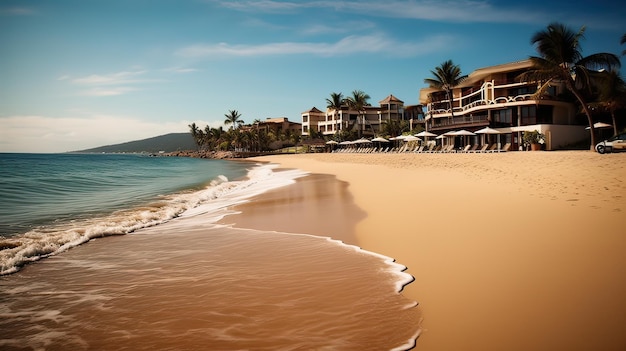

left=188, top=123, right=202, bottom=149
left=345, top=90, right=371, bottom=137
left=424, top=60, right=467, bottom=119
left=593, top=70, right=626, bottom=135
left=224, top=110, right=244, bottom=130
left=326, top=92, right=344, bottom=117
left=621, top=33, right=626, bottom=56
left=520, top=23, right=621, bottom=148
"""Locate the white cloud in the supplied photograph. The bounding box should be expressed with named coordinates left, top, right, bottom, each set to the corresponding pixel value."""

left=72, top=70, right=148, bottom=85
left=61, top=70, right=155, bottom=97
left=214, top=0, right=549, bottom=24
left=0, top=115, right=215, bottom=153
left=164, top=66, right=199, bottom=74
left=81, top=87, right=138, bottom=96
left=0, top=7, right=36, bottom=16
left=177, top=33, right=451, bottom=58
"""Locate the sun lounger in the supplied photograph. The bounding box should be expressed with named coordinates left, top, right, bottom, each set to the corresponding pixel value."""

left=472, top=144, right=489, bottom=153
left=459, top=144, right=472, bottom=153
left=488, top=143, right=511, bottom=153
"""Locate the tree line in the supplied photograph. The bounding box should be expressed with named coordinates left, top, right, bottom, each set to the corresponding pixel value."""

left=189, top=110, right=300, bottom=152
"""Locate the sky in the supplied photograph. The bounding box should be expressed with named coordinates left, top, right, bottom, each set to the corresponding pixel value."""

left=1, top=0, right=625, bottom=153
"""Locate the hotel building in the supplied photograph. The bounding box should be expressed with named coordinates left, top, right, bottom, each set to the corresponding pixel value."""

left=419, top=60, right=589, bottom=150
left=301, top=95, right=425, bottom=137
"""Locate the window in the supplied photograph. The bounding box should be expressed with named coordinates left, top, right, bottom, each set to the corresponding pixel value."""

left=521, top=106, right=536, bottom=125
left=493, top=109, right=512, bottom=124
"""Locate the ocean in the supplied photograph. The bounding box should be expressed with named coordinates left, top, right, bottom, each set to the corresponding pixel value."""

left=0, top=153, right=421, bottom=350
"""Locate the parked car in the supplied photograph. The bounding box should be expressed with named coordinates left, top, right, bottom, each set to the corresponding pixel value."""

left=595, top=132, right=626, bottom=154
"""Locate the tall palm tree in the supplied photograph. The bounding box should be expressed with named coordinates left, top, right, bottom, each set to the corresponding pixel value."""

left=621, top=33, right=626, bottom=56
left=224, top=109, right=244, bottom=130
left=424, top=60, right=467, bottom=119
left=326, top=92, right=344, bottom=115
left=345, top=90, right=371, bottom=137
left=520, top=23, right=620, bottom=148
left=593, top=70, right=626, bottom=135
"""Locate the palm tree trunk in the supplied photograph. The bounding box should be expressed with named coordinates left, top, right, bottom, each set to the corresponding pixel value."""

left=567, top=80, right=597, bottom=150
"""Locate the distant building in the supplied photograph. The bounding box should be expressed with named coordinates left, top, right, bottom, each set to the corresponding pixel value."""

left=252, top=117, right=302, bottom=136
left=302, top=94, right=424, bottom=137
left=419, top=59, right=588, bottom=150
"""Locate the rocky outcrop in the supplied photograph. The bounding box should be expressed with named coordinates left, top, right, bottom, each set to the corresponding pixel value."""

left=165, top=150, right=239, bottom=159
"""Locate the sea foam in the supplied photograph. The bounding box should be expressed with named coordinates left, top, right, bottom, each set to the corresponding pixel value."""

left=0, top=163, right=307, bottom=275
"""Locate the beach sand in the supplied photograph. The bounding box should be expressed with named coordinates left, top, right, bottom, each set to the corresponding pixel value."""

left=223, top=151, right=626, bottom=351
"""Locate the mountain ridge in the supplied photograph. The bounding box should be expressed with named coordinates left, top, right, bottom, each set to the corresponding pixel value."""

left=71, top=133, right=197, bottom=153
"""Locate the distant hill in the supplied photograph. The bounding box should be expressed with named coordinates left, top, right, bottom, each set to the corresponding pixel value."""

left=72, top=133, right=197, bottom=154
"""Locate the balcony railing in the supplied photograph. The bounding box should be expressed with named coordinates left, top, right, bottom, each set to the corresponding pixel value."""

left=430, top=115, right=489, bottom=129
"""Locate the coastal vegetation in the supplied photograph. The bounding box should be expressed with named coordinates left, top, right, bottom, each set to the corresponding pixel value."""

left=189, top=111, right=301, bottom=154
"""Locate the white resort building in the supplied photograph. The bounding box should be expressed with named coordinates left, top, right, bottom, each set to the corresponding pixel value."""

left=301, top=95, right=425, bottom=138
left=419, top=59, right=589, bottom=150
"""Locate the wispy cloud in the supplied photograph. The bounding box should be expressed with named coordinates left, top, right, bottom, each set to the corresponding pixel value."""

left=81, top=87, right=138, bottom=97
left=0, top=7, right=36, bottom=16
left=61, top=70, right=153, bottom=97
left=213, top=0, right=550, bottom=24
left=72, top=70, right=148, bottom=85
left=164, top=66, right=199, bottom=74
left=177, top=33, right=453, bottom=58
left=300, top=20, right=376, bottom=35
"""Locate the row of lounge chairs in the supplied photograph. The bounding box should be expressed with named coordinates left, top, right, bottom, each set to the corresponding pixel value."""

left=332, top=143, right=511, bottom=154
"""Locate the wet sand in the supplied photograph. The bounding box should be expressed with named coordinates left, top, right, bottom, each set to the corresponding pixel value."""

left=227, top=151, right=626, bottom=351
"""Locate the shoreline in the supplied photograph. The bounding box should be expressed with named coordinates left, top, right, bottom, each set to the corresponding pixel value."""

left=224, top=151, right=626, bottom=351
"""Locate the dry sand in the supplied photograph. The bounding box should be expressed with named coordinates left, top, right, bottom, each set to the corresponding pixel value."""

left=226, top=151, right=626, bottom=351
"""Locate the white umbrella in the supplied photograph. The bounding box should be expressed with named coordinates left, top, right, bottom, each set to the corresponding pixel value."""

left=326, top=140, right=339, bottom=144
left=475, top=127, right=501, bottom=147
left=474, top=127, right=502, bottom=134
left=354, top=138, right=372, bottom=143
left=371, top=137, right=389, bottom=142
left=585, top=122, right=613, bottom=130
left=450, top=129, right=476, bottom=136
left=415, top=131, right=437, bottom=138
left=402, top=135, right=421, bottom=142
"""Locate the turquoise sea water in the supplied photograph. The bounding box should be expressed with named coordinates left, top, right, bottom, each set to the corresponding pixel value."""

left=0, top=153, right=250, bottom=273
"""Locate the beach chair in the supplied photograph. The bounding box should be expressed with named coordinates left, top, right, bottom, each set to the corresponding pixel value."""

left=472, top=144, right=489, bottom=153
left=466, top=144, right=479, bottom=153
left=414, top=145, right=424, bottom=153
left=430, top=145, right=442, bottom=153
left=459, top=144, right=471, bottom=153
left=489, top=143, right=511, bottom=153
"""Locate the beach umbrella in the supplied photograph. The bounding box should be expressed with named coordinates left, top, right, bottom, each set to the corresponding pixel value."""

left=371, top=137, right=389, bottom=142
left=354, top=138, right=372, bottom=144
left=585, top=122, right=613, bottom=130
left=475, top=127, right=501, bottom=134
left=415, top=131, right=437, bottom=138
left=326, top=140, right=339, bottom=144
left=401, top=135, right=421, bottom=142
left=475, top=127, right=502, bottom=146
left=450, top=130, right=475, bottom=136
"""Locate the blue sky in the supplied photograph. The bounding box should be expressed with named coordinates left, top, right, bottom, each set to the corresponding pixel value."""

left=1, top=0, right=624, bottom=152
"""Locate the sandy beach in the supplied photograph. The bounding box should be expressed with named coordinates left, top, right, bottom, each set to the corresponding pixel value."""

left=223, top=151, right=626, bottom=351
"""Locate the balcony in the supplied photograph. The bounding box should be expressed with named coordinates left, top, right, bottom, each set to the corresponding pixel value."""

left=429, top=115, right=489, bottom=130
